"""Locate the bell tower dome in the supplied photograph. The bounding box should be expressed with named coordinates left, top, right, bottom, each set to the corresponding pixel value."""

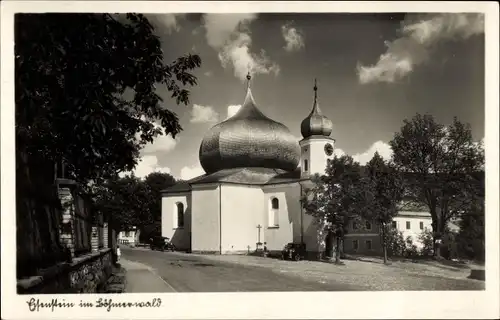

left=299, top=79, right=336, bottom=178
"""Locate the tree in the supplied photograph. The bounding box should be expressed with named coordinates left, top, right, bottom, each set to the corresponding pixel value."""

left=455, top=173, right=485, bottom=261
left=389, top=114, right=484, bottom=259
left=302, top=155, right=368, bottom=263
left=94, top=175, right=153, bottom=230
left=364, top=151, right=404, bottom=264
left=15, top=13, right=201, bottom=188
left=144, top=172, right=177, bottom=222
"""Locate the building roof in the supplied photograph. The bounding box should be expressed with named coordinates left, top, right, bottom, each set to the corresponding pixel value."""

left=162, top=167, right=303, bottom=193
left=198, top=73, right=301, bottom=174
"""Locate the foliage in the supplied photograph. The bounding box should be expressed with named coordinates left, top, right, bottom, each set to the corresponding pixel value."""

left=15, top=13, right=201, bottom=187
left=385, top=227, right=406, bottom=257
left=93, top=172, right=177, bottom=230
left=389, top=114, right=484, bottom=257
left=364, top=151, right=404, bottom=262
left=302, top=155, right=368, bottom=260
left=418, top=228, right=434, bottom=257
left=456, top=200, right=485, bottom=261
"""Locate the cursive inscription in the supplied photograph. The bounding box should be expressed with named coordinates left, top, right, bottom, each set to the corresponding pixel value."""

left=26, top=298, right=75, bottom=312
left=26, top=297, right=162, bottom=312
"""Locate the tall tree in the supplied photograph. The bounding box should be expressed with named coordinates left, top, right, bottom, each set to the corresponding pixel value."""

left=15, top=13, right=201, bottom=187
left=302, top=155, right=368, bottom=263
left=94, top=175, right=152, bottom=230
left=364, top=151, right=404, bottom=264
left=389, top=114, right=484, bottom=259
left=455, top=171, right=485, bottom=261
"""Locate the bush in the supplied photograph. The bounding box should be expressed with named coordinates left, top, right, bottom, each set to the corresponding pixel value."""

left=417, top=228, right=434, bottom=257
left=386, top=228, right=406, bottom=257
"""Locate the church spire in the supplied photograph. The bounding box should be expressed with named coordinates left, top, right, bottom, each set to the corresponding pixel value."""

left=310, top=78, right=323, bottom=115
left=300, top=78, right=333, bottom=138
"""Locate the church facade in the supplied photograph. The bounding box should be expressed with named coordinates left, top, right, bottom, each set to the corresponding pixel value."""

left=161, top=75, right=335, bottom=255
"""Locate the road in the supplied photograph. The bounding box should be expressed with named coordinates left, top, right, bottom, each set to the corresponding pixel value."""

left=121, top=247, right=362, bottom=292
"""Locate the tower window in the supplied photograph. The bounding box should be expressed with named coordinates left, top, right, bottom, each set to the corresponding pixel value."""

left=304, top=159, right=308, bottom=172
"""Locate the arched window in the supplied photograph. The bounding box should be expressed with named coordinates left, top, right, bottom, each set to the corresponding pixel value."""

left=304, top=159, right=308, bottom=172
left=271, top=198, right=279, bottom=210
left=175, top=202, right=184, bottom=228
left=269, top=197, right=279, bottom=227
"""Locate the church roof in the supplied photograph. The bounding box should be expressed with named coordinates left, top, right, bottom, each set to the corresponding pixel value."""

left=198, top=73, right=300, bottom=175
left=162, top=167, right=304, bottom=193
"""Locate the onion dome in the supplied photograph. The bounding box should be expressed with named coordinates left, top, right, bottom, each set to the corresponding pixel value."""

left=300, top=79, right=333, bottom=138
left=199, top=73, right=300, bottom=174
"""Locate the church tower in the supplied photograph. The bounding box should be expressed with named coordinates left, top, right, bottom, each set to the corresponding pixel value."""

left=299, top=79, right=335, bottom=178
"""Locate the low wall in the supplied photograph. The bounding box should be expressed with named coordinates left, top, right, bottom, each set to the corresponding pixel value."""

left=17, top=248, right=113, bottom=294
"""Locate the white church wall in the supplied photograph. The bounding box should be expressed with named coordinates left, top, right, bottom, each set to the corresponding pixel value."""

left=191, top=184, right=221, bottom=253
left=161, top=193, right=191, bottom=250
left=220, top=185, right=264, bottom=253
left=262, top=182, right=321, bottom=253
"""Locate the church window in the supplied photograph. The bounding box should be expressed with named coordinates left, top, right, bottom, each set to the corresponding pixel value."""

left=304, top=159, right=308, bottom=172
left=175, top=202, right=184, bottom=228
left=269, top=197, right=279, bottom=227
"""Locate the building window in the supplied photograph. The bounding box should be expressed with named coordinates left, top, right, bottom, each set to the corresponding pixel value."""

left=269, top=197, right=279, bottom=227
left=365, top=221, right=372, bottom=230
left=406, top=221, right=411, bottom=230
left=304, top=159, right=308, bottom=172
left=175, top=202, right=184, bottom=228
left=352, top=240, right=359, bottom=251
left=366, top=240, right=372, bottom=250
left=419, top=221, right=424, bottom=230
left=391, top=221, right=397, bottom=229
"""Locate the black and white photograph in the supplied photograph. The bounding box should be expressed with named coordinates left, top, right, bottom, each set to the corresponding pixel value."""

left=1, top=1, right=499, bottom=319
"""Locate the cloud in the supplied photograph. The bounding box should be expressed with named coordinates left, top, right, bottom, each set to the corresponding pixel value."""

left=281, top=22, right=305, bottom=52
left=352, top=141, right=393, bottom=165
left=202, top=13, right=280, bottom=81
left=191, top=104, right=219, bottom=123
left=132, top=155, right=172, bottom=178
left=204, top=71, right=213, bottom=77
left=146, top=14, right=185, bottom=33
left=180, top=165, right=205, bottom=180
left=357, top=13, right=484, bottom=84
left=139, top=121, right=178, bottom=154
left=226, top=104, right=242, bottom=118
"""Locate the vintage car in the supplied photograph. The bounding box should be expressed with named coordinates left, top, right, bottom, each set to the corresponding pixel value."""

left=149, top=236, right=176, bottom=252
left=281, top=242, right=306, bottom=261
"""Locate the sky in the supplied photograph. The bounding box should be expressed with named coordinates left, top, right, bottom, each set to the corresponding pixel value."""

left=126, top=12, right=485, bottom=180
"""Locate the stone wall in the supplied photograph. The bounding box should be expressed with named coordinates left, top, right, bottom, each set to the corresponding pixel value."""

left=17, top=249, right=113, bottom=294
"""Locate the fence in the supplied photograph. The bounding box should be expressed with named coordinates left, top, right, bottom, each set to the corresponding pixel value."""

left=16, top=155, right=108, bottom=279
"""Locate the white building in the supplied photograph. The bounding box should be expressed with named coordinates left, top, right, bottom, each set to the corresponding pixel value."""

left=162, top=76, right=334, bottom=256
left=117, top=226, right=139, bottom=246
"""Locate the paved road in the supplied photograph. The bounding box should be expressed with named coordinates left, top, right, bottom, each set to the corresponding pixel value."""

left=121, top=247, right=362, bottom=292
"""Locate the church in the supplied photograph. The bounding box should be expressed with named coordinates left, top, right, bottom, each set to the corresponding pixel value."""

left=161, top=73, right=336, bottom=256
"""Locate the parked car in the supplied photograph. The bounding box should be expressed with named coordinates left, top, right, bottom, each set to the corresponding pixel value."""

left=150, top=236, right=176, bottom=252
left=281, top=242, right=306, bottom=261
